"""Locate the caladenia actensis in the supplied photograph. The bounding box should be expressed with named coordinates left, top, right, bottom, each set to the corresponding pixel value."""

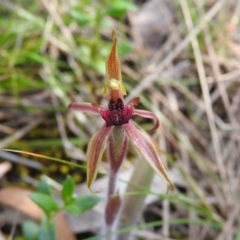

left=68, top=31, right=173, bottom=237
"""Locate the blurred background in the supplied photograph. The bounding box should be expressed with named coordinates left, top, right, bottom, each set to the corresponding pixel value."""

left=0, top=0, right=240, bottom=239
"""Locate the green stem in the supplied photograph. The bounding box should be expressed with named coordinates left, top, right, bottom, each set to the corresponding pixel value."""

left=117, top=159, right=154, bottom=240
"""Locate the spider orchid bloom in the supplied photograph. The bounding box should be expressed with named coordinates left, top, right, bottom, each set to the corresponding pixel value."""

left=69, top=31, right=173, bottom=192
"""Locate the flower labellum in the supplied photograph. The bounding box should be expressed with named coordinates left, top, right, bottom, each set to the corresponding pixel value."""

left=69, top=30, right=174, bottom=192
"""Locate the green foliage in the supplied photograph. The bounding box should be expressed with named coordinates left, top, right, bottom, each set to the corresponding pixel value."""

left=118, top=42, right=134, bottom=55
left=0, top=0, right=136, bottom=101
left=22, top=221, right=39, bottom=240
left=70, top=10, right=94, bottom=26
left=31, top=176, right=101, bottom=217
left=61, top=175, right=75, bottom=204
left=106, top=0, right=137, bottom=18
left=30, top=193, right=59, bottom=217
left=62, top=178, right=101, bottom=216
left=37, top=178, right=52, bottom=196
left=25, top=176, right=101, bottom=240
left=75, top=195, right=101, bottom=213
left=39, top=220, right=56, bottom=240
left=63, top=203, right=83, bottom=216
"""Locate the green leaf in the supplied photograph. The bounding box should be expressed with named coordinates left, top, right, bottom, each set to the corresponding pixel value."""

left=63, top=203, right=82, bottom=216
left=29, top=193, right=59, bottom=216
left=39, top=220, right=56, bottom=240
left=22, top=221, right=39, bottom=240
left=100, top=18, right=114, bottom=28
left=75, top=195, right=101, bottom=213
left=118, top=42, right=133, bottom=55
left=61, top=176, right=75, bottom=204
left=92, top=59, right=105, bottom=75
left=106, top=0, right=137, bottom=18
left=37, top=178, right=52, bottom=196
left=70, top=10, right=94, bottom=26
left=64, top=195, right=101, bottom=216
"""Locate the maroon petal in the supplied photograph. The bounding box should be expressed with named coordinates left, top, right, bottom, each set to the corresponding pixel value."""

left=86, top=124, right=114, bottom=192
left=123, top=121, right=173, bottom=190
left=134, top=109, right=160, bottom=134
left=68, top=102, right=101, bottom=115
left=109, top=126, right=128, bottom=173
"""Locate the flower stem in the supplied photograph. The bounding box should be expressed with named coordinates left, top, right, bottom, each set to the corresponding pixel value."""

left=104, top=169, right=121, bottom=240
left=117, top=159, right=154, bottom=240
left=108, top=169, right=117, bottom=197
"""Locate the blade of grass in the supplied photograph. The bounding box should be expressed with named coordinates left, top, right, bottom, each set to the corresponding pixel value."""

left=2, top=149, right=85, bottom=170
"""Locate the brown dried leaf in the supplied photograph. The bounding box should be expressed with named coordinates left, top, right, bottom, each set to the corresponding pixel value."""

left=0, top=187, right=42, bottom=219
left=0, top=162, right=12, bottom=179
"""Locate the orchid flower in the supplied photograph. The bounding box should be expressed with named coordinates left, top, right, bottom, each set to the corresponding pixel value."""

left=69, top=31, right=173, bottom=193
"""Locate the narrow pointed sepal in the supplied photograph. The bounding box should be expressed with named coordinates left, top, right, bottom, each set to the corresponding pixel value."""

left=123, top=122, right=174, bottom=190
left=68, top=102, right=100, bottom=115
left=134, top=109, right=160, bottom=134
left=86, top=124, right=114, bottom=192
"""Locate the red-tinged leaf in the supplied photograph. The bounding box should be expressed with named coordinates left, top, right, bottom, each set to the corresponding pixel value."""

left=134, top=109, right=160, bottom=134
left=68, top=102, right=100, bottom=115
left=109, top=126, right=128, bottom=172
left=87, top=124, right=114, bottom=192
left=105, top=193, right=121, bottom=226
left=123, top=121, right=174, bottom=190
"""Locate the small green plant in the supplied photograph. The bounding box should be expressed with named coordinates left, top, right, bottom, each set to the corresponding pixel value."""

left=22, top=176, right=101, bottom=240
